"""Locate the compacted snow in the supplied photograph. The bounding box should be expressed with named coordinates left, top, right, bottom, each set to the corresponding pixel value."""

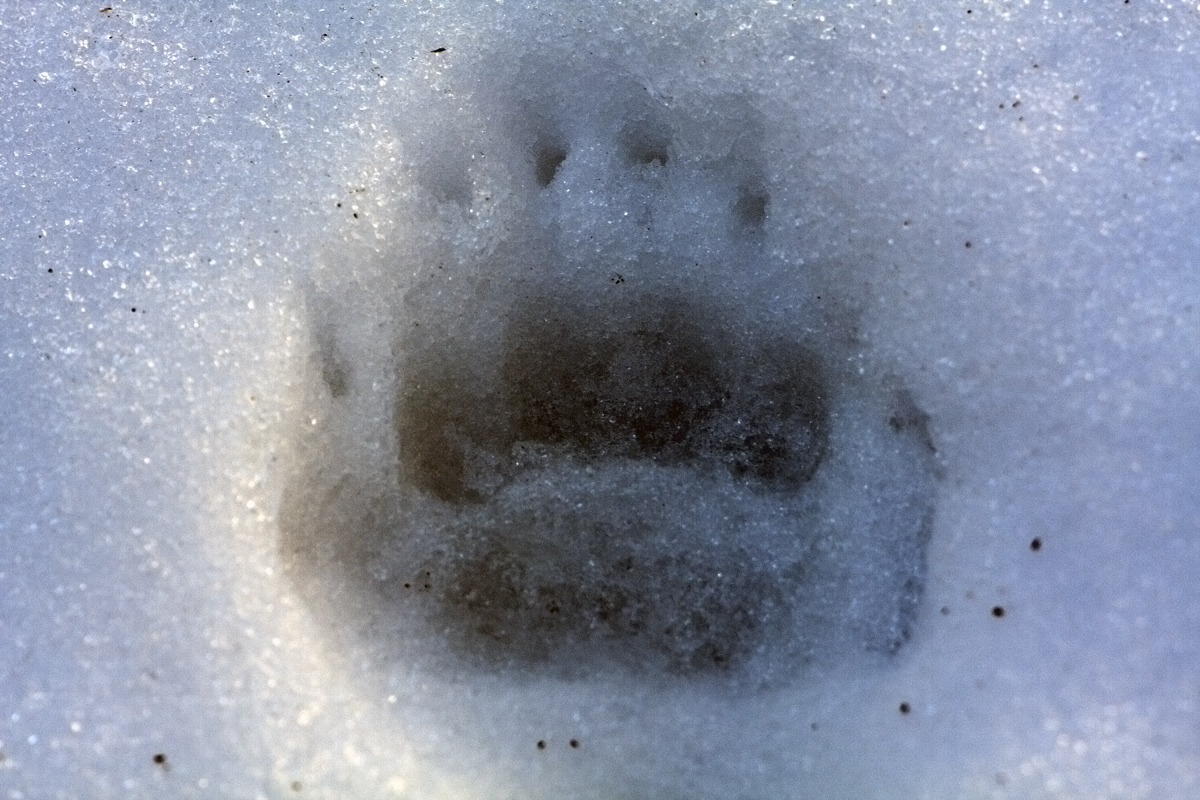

left=1, top=2, right=1198, bottom=798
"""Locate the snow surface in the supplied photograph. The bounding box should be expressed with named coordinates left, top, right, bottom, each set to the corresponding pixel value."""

left=2, top=2, right=1199, bottom=798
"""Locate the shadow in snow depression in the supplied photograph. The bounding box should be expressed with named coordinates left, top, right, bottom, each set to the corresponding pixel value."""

left=278, top=60, right=940, bottom=689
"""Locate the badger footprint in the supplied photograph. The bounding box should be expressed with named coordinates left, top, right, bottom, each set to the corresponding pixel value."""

left=280, top=64, right=939, bottom=686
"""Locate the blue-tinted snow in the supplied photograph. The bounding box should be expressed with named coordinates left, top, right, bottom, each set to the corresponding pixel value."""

left=1, top=2, right=1197, bottom=798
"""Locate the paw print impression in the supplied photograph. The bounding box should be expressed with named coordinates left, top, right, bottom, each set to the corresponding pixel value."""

left=279, top=59, right=940, bottom=689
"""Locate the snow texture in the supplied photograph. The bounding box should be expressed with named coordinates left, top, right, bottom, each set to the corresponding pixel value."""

left=1, top=2, right=1198, bottom=799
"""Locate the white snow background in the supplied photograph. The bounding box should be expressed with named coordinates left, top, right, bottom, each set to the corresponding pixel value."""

left=1, top=2, right=1198, bottom=798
